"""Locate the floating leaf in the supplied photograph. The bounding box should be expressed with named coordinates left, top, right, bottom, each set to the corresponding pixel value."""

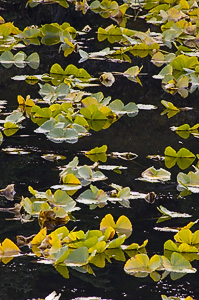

left=0, top=184, right=16, bottom=200
left=161, top=100, right=180, bottom=118
left=64, top=247, right=89, bottom=267
left=137, top=104, right=157, bottom=110
left=85, top=145, right=108, bottom=162
left=124, top=253, right=162, bottom=278
left=157, top=205, right=192, bottom=223
left=0, top=131, right=3, bottom=145
left=100, top=214, right=115, bottom=231
left=26, top=52, right=40, bottom=69
left=3, top=122, right=19, bottom=137
left=47, top=127, right=79, bottom=144
left=108, top=100, right=138, bottom=117
left=31, top=228, right=47, bottom=245
left=139, top=166, right=171, bottom=182
left=110, top=152, right=138, bottom=160
left=177, top=168, right=199, bottom=193
left=162, top=252, right=196, bottom=274
left=100, top=214, right=132, bottom=238
left=0, top=51, right=39, bottom=69
left=41, top=154, right=66, bottom=162
left=174, top=228, right=199, bottom=246
left=99, top=72, right=115, bottom=87
left=0, top=238, right=20, bottom=264
left=123, top=65, right=143, bottom=85
left=170, top=124, right=199, bottom=139
left=106, top=235, right=126, bottom=249
left=161, top=295, right=193, bottom=300
left=77, top=185, right=108, bottom=208
left=1, top=238, right=20, bottom=254
left=164, top=146, right=196, bottom=169
left=115, top=215, right=132, bottom=237
left=164, top=239, right=198, bottom=253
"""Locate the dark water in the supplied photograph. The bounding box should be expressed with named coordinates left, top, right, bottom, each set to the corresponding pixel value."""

left=1, top=0, right=199, bottom=299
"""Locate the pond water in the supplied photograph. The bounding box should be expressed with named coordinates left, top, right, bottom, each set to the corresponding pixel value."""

left=1, top=0, right=199, bottom=299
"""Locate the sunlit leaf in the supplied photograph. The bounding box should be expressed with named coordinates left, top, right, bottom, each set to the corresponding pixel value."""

left=100, top=214, right=132, bottom=238
left=139, top=166, right=171, bottom=182
left=31, top=228, right=47, bottom=245
left=85, top=145, right=108, bottom=162
left=164, top=146, right=195, bottom=169
left=1, top=238, right=20, bottom=254
left=157, top=205, right=192, bottom=220
left=162, top=252, right=196, bottom=274
left=115, top=215, right=132, bottom=238
left=64, top=247, right=89, bottom=266
left=124, top=253, right=162, bottom=277
left=3, top=122, right=19, bottom=136
left=106, top=235, right=126, bottom=249
left=100, top=214, right=116, bottom=232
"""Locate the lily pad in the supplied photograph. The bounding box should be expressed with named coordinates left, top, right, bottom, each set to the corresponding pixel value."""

left=177, top=168, right=199, bottom=193
left=124, top=253, right=162, bottom=278
left=157, top=205, right=192, bottom=223
left=108, top=99, right=138, bottom=117
left=170, top=124, right=199, bottom=140
left=164, top=146, right=196, bottom=169
left=100, top=214, right=132, bottom=238
left=85, top=145, right=108, bottom=162
left=162, top=252, right=196, bottom=274
left=138, top=166, right=171, bottom=182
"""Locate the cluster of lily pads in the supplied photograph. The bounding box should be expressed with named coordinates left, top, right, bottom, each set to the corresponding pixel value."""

left=0, top=90, right=139, bottom=143
left=1, top=211, right=198, bottom=285
left=2, top=0, right=199, bottom=298
left=0, top=19, right=77, bottom=55
left=1, top=147, right=199, bottom=287
left=26, top=291, right=195, bottom=300
left=3, top=0, right=199, bottom=98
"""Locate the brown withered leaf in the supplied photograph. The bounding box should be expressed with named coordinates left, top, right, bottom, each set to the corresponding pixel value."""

left=16, top=234, right=36, bottom=247
left=38, top=210, right=69, bottom=230
left=145, top=192, right=156, bottom=204
left=39, top=210, right=56, bottom=229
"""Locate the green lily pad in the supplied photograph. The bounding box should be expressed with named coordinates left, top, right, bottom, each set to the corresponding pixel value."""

left=164, top=146, right=196, bottom=169
left=85, top=145, right=108, bottom=162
